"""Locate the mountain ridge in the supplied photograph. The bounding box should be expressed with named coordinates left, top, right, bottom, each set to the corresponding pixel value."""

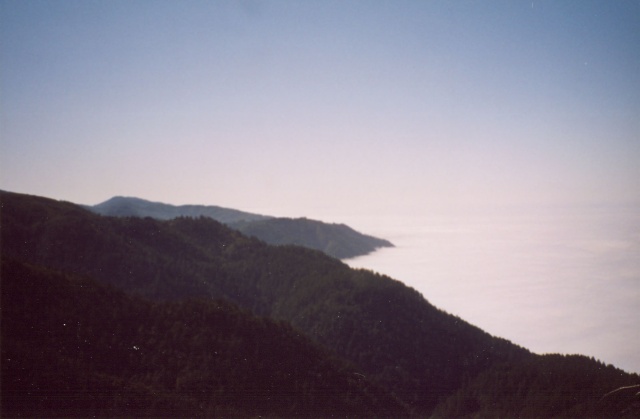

left=87, top=195, right=393, bottom=259
left=2, top=190, right=638, bottom=417
left=88, top=195, right=272, bottom=223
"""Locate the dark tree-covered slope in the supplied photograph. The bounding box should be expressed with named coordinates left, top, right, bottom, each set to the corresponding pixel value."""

left=432, top=355, right=640, bottom=418
left=87, top=195, right=393, bottom=258
left=2, top=190, right=637, bottom=417
left=231, top=216, right=393, bottom=259
left=1, top=257, right=407, bottom=417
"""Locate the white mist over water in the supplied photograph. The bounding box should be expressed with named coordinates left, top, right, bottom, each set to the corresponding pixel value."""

left=340, top=205, right=640, bottom=374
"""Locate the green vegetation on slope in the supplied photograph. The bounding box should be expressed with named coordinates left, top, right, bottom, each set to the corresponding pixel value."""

left=1, top=257, right=407, bottom=417
left=433, top=354, right=640, bottom=418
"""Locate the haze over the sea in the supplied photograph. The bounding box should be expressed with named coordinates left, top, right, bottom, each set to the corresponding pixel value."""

left=342, top=206, right=640, bottom=374
left=2, top=0, right=638, bottom=370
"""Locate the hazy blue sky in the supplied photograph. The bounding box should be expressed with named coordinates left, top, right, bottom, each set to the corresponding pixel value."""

left=2, top=0, right=639, bottom=217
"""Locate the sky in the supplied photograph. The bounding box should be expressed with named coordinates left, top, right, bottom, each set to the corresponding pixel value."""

left=1, top=0, right=639, bottom=218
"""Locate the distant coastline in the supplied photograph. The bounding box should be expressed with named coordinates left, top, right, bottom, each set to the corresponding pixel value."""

left=87, top=196, right=393, bottom=259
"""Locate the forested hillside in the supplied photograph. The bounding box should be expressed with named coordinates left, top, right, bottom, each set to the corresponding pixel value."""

left=88, top=196, right=392, bottom=258
left=2, top=258, right=406, bottom=417
left=433, top=355, right=640, bottom=417
left=2, top=190, right=638, bottom=417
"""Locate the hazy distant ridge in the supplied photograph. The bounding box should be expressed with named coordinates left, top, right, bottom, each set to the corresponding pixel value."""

left=89, top=196, right=271, bottom=224
left=231, top=217, right=393, bottom=259
left=88, top=196, right=393, bottom=259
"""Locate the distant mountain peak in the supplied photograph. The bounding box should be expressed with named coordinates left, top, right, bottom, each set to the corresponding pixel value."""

left=88, top=196, right=393, bottom=259
left=90, top=196, right=271, bottom=224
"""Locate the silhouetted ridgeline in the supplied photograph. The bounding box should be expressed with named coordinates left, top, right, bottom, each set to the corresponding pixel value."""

left=87, top=196, right=393, bottom=259
left=1, top=190, right=638, bottom=417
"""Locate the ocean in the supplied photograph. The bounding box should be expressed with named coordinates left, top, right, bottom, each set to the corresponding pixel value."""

left=340, top=205, right=640, bottom=374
